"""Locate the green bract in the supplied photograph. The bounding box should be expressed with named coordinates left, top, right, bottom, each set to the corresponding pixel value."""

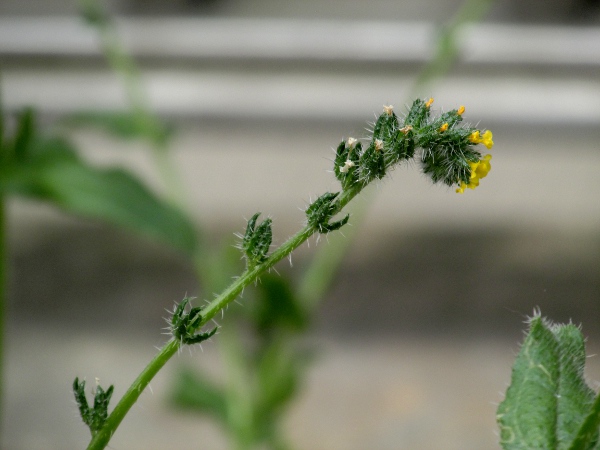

left=240, top=213, right=273, bottom=269
left=73, top=377, right=114, bottom=436
left=170, top=297, right=218, bottom=346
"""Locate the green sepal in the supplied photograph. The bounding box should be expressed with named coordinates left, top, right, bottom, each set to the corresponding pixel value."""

left=306, top=192, right=349, bottom=234
left=372, top=109, right=399, bottom=143
left=391, top=129, right=416, bottom=163
left=358, top=142, right=386, bottom=183
left=171, top=297, right=218, bottom=346
left=497, top=315, right=599, bottom=450
left=403, top=98, right=431, bottom=129
left=241, top=212, right=273, bottom=269
left=73, top=377, right=114, bottom=436
left=333, top=140, right=360, bottom=190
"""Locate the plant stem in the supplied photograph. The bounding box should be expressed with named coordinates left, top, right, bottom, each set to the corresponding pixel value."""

left=86, top=183, right=362, bottom=450
left=0, top=194, right=5, bottom=429
left=86, top=339, right=179, bottom=450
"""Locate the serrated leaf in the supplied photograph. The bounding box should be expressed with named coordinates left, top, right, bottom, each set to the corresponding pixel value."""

left=498, top=316, right=599, bottom=450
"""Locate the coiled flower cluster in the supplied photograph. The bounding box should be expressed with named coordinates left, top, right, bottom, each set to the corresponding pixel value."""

left=333, top=98, right=494, bottom=194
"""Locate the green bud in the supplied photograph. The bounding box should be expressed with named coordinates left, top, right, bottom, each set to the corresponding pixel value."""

left=306, top=192, right=349, bottom=233
left=334, top=139, right=361, bottom=190
left=170, top=297, right=218, bottom=346
left=73, top=377, right=114, bottom=436
left=358, top=140, right=386, bottom=184
left=372, top=106, right=399, bottom=143
left=403, top=98, right=432, bottom=129
left=241, top=212, right=273, bottom=269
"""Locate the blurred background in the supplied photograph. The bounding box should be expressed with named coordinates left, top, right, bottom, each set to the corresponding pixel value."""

left=1, top=0, right=600, bottom=448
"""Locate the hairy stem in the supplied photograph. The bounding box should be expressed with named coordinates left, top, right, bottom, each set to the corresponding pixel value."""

left=86, top=339, right=179, bottom=450
left=86, top=183, right=362, bottom=450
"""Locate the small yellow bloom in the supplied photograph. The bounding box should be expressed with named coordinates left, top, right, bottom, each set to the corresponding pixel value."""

left=456, top=182, right=467, bottom=194
left=481, top=130, right=494, bottom=149
left=468, top=130, right=494, bottom=149
left=399, top=125, right=413, bottom=135
left=439, top=123, right=449, bottom=133
left=475, top=154, right=492, bottom=179
left=383, top=105, right=394, bottom=115
left=457, top=155, right=492, bottom=194
left=374, top=139, right=384, bottom=151
left=469, top=130, right=481, bottom=144
left=457, top=105, right=465, bottom=116
left=425, top=97, right=434, bottom=108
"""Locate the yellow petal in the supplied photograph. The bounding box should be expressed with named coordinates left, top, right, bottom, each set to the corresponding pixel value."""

left=469, top=131, right=481, bottom=144
left=482, top=130, right=494, bottom=149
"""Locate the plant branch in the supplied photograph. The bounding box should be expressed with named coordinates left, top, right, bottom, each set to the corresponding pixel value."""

left=0, top=194, right=5, bottom=429
left=85, top=183, right=362, bottom=450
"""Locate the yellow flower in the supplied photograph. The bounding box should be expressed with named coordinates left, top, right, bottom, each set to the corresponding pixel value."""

left=481, top=130, right=494, bottom=149
left=469, top=130, right=481, bottom=144
left=457, top=105, right=465, bottom=116
left=475, top=154, right=492, bottom=179
left=468, top=130, right=494, bottom=149
left=439, top=123, right=449, bottom=132
left=425, top=97, right=434, bottom=108
left=456, top=155, right=492, bottom=193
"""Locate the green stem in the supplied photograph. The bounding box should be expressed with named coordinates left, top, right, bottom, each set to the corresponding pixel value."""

left=410, top=0, right=495, bottom=96
left=0, top=194, right=5, bottom=429
left=86, top=339, right=179, bottom=450
left=86, top=183, right=362, bottom=450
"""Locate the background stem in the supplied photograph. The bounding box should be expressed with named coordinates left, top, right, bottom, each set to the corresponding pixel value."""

left=0, top=194, right=5, bottom=430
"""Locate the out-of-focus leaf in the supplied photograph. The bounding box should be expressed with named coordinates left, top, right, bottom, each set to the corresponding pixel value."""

left=0, top=135, right=197, bottom=256
left=12, top=108, right=35, bottom=162
left=170, top=366, right=229, bottom=427
left=254, top=338, right=312, bottom=439
left=253, top=273, right=308, bottom=335
left=64, top=111, right=172, bottom=146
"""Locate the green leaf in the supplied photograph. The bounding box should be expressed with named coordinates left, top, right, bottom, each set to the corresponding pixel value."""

left=253, top=273, right=308, bottom=335
left=554, top=325, right=597, bottom=448
left=497, top=315, right=598, bottom=450
left=12, top=108, right=35, bottom=162
left=1, top=135, right=198, bottom=256
left=254, top=338, right=307, bottom=439
left=169, top=366, right=229, bottom=426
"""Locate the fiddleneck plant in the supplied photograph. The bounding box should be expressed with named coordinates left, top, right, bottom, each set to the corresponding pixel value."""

left=76, top=97, right=495, bottom=449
